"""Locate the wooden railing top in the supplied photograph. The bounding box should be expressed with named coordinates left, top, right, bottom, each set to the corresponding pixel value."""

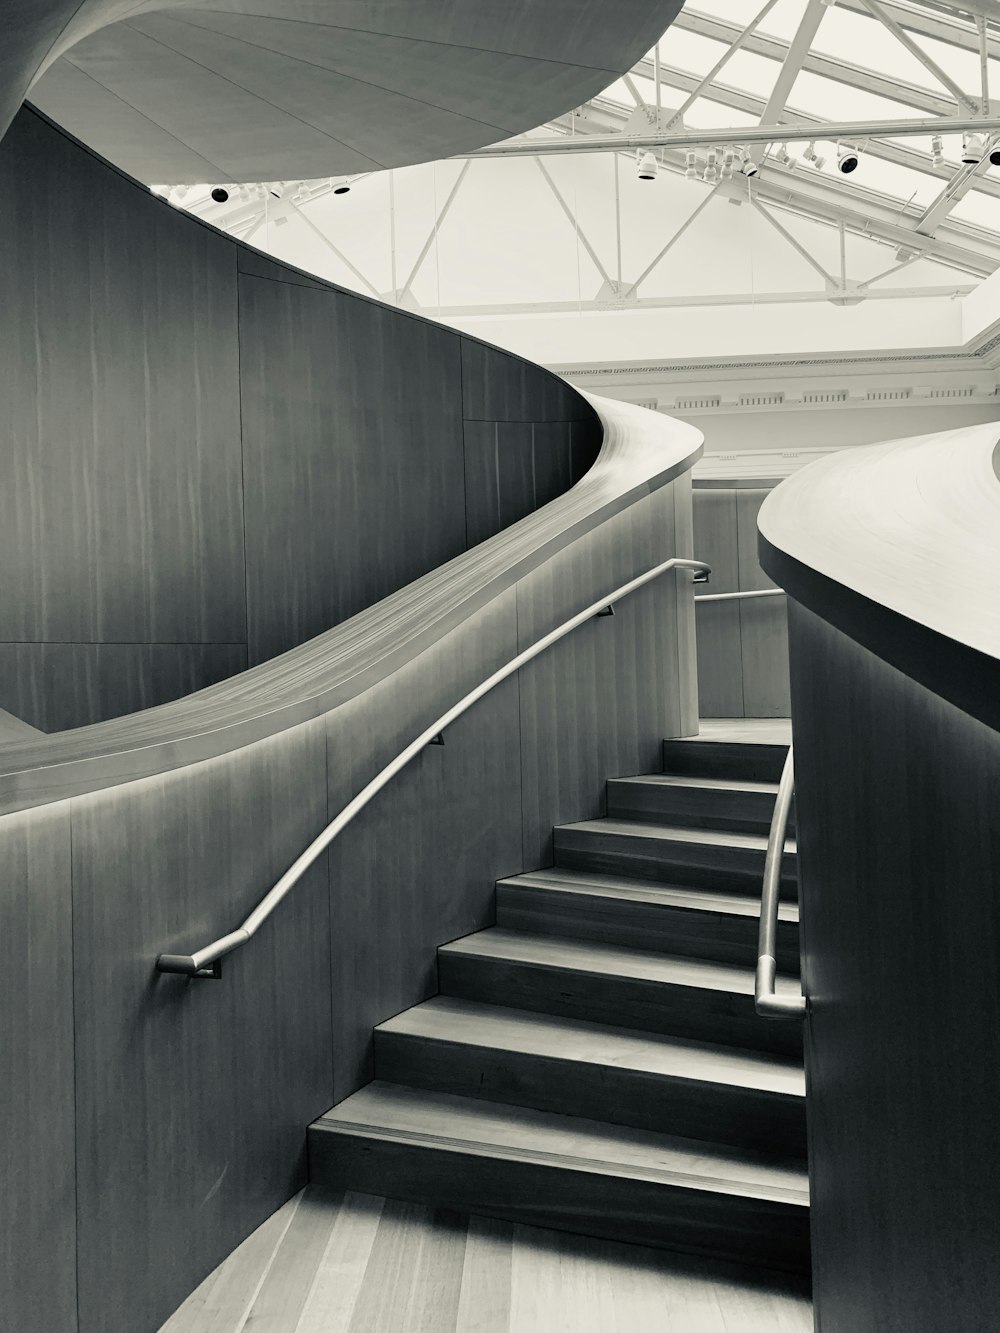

left=758, top=422, right=1000, bottom=728
left=0, top=394, right=702, bottom=815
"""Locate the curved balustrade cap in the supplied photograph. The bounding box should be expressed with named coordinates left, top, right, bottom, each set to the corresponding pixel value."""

left=758, top=423, right=1000, bottom=730
left=0, top=393, right=702, bottom=815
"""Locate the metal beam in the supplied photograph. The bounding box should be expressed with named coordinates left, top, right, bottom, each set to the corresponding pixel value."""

left=625, top=64, right=1000, bottom=199
left=534, top=158, right=614, bottom=288
left=750, top=0, right=828, bottom=162
left=660, top=0, right=783, bottom=133
left=423, top=284, right=975, bottom=318
left=468, top=115, right=1000, bottom=156
left=397, top=159, right=471, bottom=300
left=836, top=0, right=1000, bottom=57
left=859, top=0, right=979, bottom=111
left=752, top=198, right=838, bottom=287
left=665, top=10, right=955, bottom=117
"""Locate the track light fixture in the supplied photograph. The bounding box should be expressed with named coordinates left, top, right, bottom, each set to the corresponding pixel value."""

left=636, top=151, right=657, bottom=181
left=703, top=149, right=718, bottom=185
left=684, top=151, right=699, bottom=180
left=803, top=142, right=826, bottom=171
left=740, top=153, right=759, bottom=178
left=721, top=148, right=735, bottom=181
left=210, top=186, right=230, bottom=203
left=836, top=144, right=859, bottom=174
left=990, top=144, right=1000, bottom=167
left=773, top=144, right=794, bottom=168
left=333, top=180, right=351, bottom=194
left=931, top=136, right=945, bottom=169
left=962, top=132, right=987, bottom=164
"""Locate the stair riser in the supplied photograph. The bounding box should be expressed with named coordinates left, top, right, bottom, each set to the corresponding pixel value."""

left=662, top=740, right=789, bottom=782
left=438, top=953, right=803, bottom=1059
left=553, top=830, right=798, bottom=901
left=375, top=1031, right=807, bottom=1157
left=308, top=1127, right=811, bottom=1275
left=496, top=884, right=800, bottom=971
left=606, top=780, right=795, bottom=836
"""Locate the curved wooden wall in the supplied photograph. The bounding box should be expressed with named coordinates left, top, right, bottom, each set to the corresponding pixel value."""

left=0, top=106, right=600, bottom=733
left=758, top=424, right=1000, bottom=1333
left=0, top=102, right=704, bottom=1333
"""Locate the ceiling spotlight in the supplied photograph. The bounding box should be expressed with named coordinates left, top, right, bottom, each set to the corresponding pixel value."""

left=333, top=183, right=351, bottom=194
left=836, top=145, right=859, bottom=174
left=721, top=148, right=735, bottom=180
left=812, top=154, right=826, bottom=171
left=774, top=144, right=793, bottom=168
left=703, top=150, right=718, bottom=185
left=740, top=155, right=759, bottom=178
left=637, top=151, right=658, bottom=181
left=989, top=144, right=1000, bottom=167
left=684, top=150, right=699, bottom=180
left=210, top=186, right=230, bottom=203
left=962, top=132, right=987, bottom=164
left=931, top=135, right=945, bottom=169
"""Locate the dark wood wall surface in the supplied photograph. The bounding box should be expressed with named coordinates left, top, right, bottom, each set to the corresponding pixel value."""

left=787, top=601, right=1000, bottom=1333
left=0, top=107, right=599, bottom=726
left=693, top=484, right=790, bottom=716
left=0, top=103, right=695, bottom=1333
left=0, top=466, right=697, bottom=1333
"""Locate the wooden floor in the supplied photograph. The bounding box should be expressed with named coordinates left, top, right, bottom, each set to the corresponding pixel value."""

left=162, top=1187, right=812, bottom=1332
left=696, top=718, right=793, bottom=745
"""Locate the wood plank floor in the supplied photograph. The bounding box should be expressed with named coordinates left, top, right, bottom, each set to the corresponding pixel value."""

left=696, top=718, right=792, bottom=745
left=161, top=1187, right=812, bottom=1332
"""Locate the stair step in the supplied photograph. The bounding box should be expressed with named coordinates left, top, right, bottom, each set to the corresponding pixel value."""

left=375, top=996, right=806, bottom=1156
left=497, top=868, right=800, bottom=971
left=309, top=1083, right=810, bottom=1273
left=662, top=739, right=789, bottom=783
left=438, top=928, right=803, bottom=1059
left=554, top=819, right=798, bottom=899
left=607, top=774, right=795, bottom=835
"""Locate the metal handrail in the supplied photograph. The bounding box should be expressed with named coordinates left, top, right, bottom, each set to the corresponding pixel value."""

left=157, top=555, right=711, bottom=978
left=695, top=588, right=785, bottom=603
left=755, top=744, right=807, bottom=1018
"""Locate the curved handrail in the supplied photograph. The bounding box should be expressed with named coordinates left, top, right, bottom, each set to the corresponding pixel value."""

left=755, top=744, right=806, bottom=1019
left=157, top=554, right=711, bottom=977
left=695, top=588, right=785, bottom=603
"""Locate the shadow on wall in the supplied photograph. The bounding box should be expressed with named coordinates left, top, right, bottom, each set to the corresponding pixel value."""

left=0, top=107, right=600, bottom=733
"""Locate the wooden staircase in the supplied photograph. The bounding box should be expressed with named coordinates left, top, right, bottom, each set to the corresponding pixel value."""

left=309, top=735, right=809, bottom=1274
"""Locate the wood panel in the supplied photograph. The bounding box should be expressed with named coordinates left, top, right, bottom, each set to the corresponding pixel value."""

left=693, top=486, right=790, bottom=718
left=737, top=490, right=790, bottom=717
left=516, top=482, right=690, bottom=869
left=0, top=642, right=248, bottom=732
left=325, top=592, right=523, bottom=1100
left=0, top=109, right=246, bottom=648
left=0, top=801, right=76, bottom=1332
left=788, top=600, right=1000, bottom=1333
left=238, top=274, right=468, bottom=665
left=460, top=341, right=591, bottom=424
left=70, top=719, right=334, bottom=1333
left=693, top=489, right=743, bottom=717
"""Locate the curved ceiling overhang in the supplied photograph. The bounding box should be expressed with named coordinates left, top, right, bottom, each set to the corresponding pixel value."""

left=1, top=0, right=684, bottom=184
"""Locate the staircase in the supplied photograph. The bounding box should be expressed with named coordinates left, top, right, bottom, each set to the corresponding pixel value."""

left=309, top=734, right=809, bottom=1274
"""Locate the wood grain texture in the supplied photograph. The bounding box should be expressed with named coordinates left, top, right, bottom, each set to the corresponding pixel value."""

left=163, top=1186, right=812, bottom=1332
left=0, top=642, right=248, bottom=732
left=0, top=801, right=76, bottom=1332
left=787, top=600, right=1000, bottom=1333
left=515, top=480, right=694, bottom=869
left=238, top=273, right=468, bottom=664
left=70, top=718, right=335, bottom=1333
left=0, top=108, right=603, bottom=735
left=693, top=486, right=790, bottom=718
left=324, top=592, right=523, bottom=1101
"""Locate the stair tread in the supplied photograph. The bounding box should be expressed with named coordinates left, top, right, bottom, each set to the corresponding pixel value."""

left=379, top=996, right=805, bottom=1096
left=499, top=868, right=799, bottom=923
left=440, top=927, right=803, bottom=998
left=557, top=818, right=797, bottom=855
left=613, top=774, right=781, bottom=796
left=318, top=1083, right=809, bottom=1205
